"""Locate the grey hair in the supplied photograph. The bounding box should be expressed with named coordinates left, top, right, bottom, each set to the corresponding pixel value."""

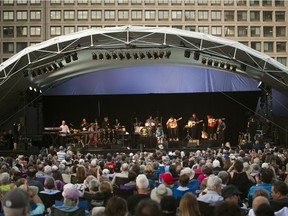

left=207, top=175, right=222, bottom=191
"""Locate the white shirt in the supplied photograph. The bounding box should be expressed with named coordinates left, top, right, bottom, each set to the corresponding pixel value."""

left=59, top=124, right=70, bottom=136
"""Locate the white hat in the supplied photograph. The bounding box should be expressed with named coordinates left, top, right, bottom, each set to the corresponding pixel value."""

left=261, top=162, right=269, bottom=169
left=91, top=159, right=97, bottom=167
left=150, top=184, right=173, bottom=203
left=212, top=160, right=221, bottom=168
left=51, top=165, right=58, bottom=171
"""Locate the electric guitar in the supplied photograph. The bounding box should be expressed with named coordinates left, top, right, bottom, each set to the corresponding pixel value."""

left=188, top=120, right=203, bottom=127
left=201, top=123, right=208, bottom=139
left=167, top=117, right=182, bottom=129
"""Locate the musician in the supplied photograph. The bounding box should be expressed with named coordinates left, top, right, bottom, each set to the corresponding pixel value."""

left=188, top=113, right=199, bottom=139
left=80, top=118, right=89, bottom=145
left=87, top=122, right=97, bottom=147
left=101, top=117, right=111, bottom=143
left=207, top=115, right=217, bottom=140
left=247, top=116, right=257, bottom=142
left=166, top=115, right=179, bottom=141
left=59, top=120, right=70, bottom=147
left=216, top=118, right=226, bottom=145
left=155, top=125, right=165, bottom=144
left=145, top=115, right=156, bottom=135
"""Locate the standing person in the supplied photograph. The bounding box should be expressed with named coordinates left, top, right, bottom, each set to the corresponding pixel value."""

left=166, top=116, right=180, bottom=141
left=145, top=115, right=156, bottom=135
left=59, top=120, right=70, bottom=148
left=188, top=113, right=200, bottom=139
left=101, top=117, right=110, bottom=143
left=247, top=116, right=257, bottom=143
left=207, top=115, right=217, bottom=140
left=216, top=118, right=226, bottom=145
left=80, top=118, right=89, bottom=146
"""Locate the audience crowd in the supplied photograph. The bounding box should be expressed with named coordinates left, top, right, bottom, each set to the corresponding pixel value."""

left=0, top=142, right=287, bottom=216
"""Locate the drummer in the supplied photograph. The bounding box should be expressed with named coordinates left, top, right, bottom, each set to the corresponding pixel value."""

left=145, top=115, right=156, bottom=135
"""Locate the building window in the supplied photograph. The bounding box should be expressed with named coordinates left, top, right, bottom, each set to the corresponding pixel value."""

left=77, top=0, right=88, bottom=4
left=275, top=11, right=285, bottom=22
left=3, top=26, right=14, bottom=37
left=262, top=0, right=272, bottom=6
left=250, top=26, right=260, bottom=36
left=16, top=11, right=28, bottom=20
left=184, top=0, right=195, bottom=4
left=237, top=0, right=246, bottom=5
left=144, top=0, right=155, bottom=4
left=198, top=0, right=208, bottom=5
left=211, top=11, right=221, bottom=21
left=225, top=26, right=235, bottom=36
left=118, top=10, right=129, bottom=20
left=171, top=25, right=182, bottom=29
left=30, top=0, right=41, bottom=4
left=104, top=0, right=115, bottom=3
left=263, top=11, right=273, bottom=21
left=211, top=0, right=221, bottom=5
left=251, top=41, right=261, bottom=51
left=211, top=26, right=222, bottom=36
left=250, top=11, right=260, bottom=21
left=118, top=0, right=129, bottom=4
left=17, top=26, right=28, bottom=37
left=64, top=26, right=75, bottom=35
left=77, top=26, right=88, bottom=31
left=91, top=0, right=102, bottom=3
left=51, top=0, right=61, bottom=4
left=276, top=26, right=286, bottom=37
left=3, top=11, right=14, bottom=21
left=50, top=11, right=61, bottom=20
left=3, top=42, right=14, bottom=53
left=131, top=0, right=142, bottom=4
left=237, top=11, right=247, bottom=21
left=238, top=26, right=248, bottom=36
left=30, top=11, right=41, bottom=20
left=50, top=26, right=61, bottom=36
left=277, top=57, right=286, bottom=66
left=224, top=11, right=234, bottom=21
left=78, top=10, right=88, bottom=20
left=198, top=26, right=209, bottom=34
left=3, top=0, right=14, bottom=5
left=17, top=0, right=28, bottom=4
left=145, top=10, right=156, bottom=20
left=171, top=0, right=182, bottom=4
left=264, top=42, right=273, bottom=52
left=64, top=0, right=74, bottom=4
left=16, top=42, right=27, bottom=52
left=185, top=11, right=195, bottom=21
left=198, top=11, right=208, bottom=20
left=104, top=11, right=116, bottom=20
left=224, top=0, right=234, bottom=5
left=64, top=11, right=75, bottom=20
left=132, top=10, right=142, bottom=20
left=172, top=11, right=182, bottom=20
left=275, top=0, right=284, bottom=6
left=240, top=41, right=248, bottom=46
left=276, top=42, right=286, bottom=52
left=185, top=26, right=196, bottom=31
left=30, top=26, right=41, bottom=36
left=249, top=0, right=259, bottom=5
left=159, top=10, right=169, bottom=20
left=91, top=11, right=102, bottom=20
left=263, top=26, right=273, bottom=37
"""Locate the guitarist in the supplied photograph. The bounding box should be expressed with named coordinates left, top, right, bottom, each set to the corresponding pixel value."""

left=188, top=113, right=200, bottom=139
left=166, top=115, right=181, bottom=141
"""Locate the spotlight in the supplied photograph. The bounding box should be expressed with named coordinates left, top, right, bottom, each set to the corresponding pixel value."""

left=58, top=61, right=64, bottom=68
left=184, top=50, right=191, bottom=58
left=208, top=59, right=213, bottom=66
left=133, top=53, right=139, bottom=59
left=146, top=51, right=153, bottom=59
left=214, top=61, right=219, bottom=67
left=126, top=52, right=131, bottom=59
left=33, top=88, right=37, bottom=92
left=112, top=53, right=118, bottom=60
left=99, top=53, right=104, bottom=60
left=65, top=55, right=71, bottom=63
left=29, top=86, right=33, bottom=91
left=92, top=53, right=97, bottom=60
left=72, top=52, right=78, bottom=61
left=39, top=89, right=42, bottom=94
left=193, top=51, right=200, bottom=60
left=165, top=50, right=171, bottom=59
left=153, top=51, right=159, bottom=59
left=140, top=52, right=145, bottom=59
left=159, top=51, right=164, bottom=59
left=220, top=62, right=225, bottom=68
left=119, top=52, right=125, bottom=60
left=201, top=58, right=207, bottom=64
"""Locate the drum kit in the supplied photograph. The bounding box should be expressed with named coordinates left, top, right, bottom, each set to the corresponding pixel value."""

left=134, top=121, right=156, bottom=136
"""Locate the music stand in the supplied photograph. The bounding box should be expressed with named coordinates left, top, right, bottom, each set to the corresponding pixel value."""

left=184, top=126, right=192, bottom=141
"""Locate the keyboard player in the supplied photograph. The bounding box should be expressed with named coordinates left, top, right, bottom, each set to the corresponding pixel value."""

left=59, top=120, right=70, bottom=147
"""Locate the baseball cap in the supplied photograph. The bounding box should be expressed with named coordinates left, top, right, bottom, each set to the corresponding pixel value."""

left=222, top=185, right=242, bottom=199
left=160, top=172, right=177, bottom=184
left=2, top=188, right=30, bottom=209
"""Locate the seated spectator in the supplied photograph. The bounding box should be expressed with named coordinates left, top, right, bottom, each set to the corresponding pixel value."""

left=111, top=163, right=129, bottom=187
left=160, top=195, right=177, bottom=216
left=172, top=174, right=191, bottom=203
left=212, top=159, right=223, bottom=176
left=248, top=196, right=270, bottom=216
left=254, top=203, right=274, bottom=216
left=2, top=188, right=30, bottom=216
left=159, top=172, right=177, bottom=188
left=217, top=170, right=229, bottom=189
left=91, top=206, right=105, bottom=216
left=104, top=196, right=128, bottom=216
left=197, top=165, right=213, bottom=185
left=38, top=177, right=63, bottom=211
left=197, top=175, right=223, bottom=206
left=26, top=166, right=44, bottom=192
left=221, top=185, right=242, bottom=204
left=270, top=180, right=288, bottom=211
left=135, top=199, right=161, bottom=216
left=49, top=187, right=90, bottom=216
left=178, top=192, right=201, bottom=216
left=214, top=201, right=242, bottom=216
left=150, top=183, right=172, bottom=204
left=247, top=168, right=274, bottom=205
left=175, top=167, right=200, bottom=195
